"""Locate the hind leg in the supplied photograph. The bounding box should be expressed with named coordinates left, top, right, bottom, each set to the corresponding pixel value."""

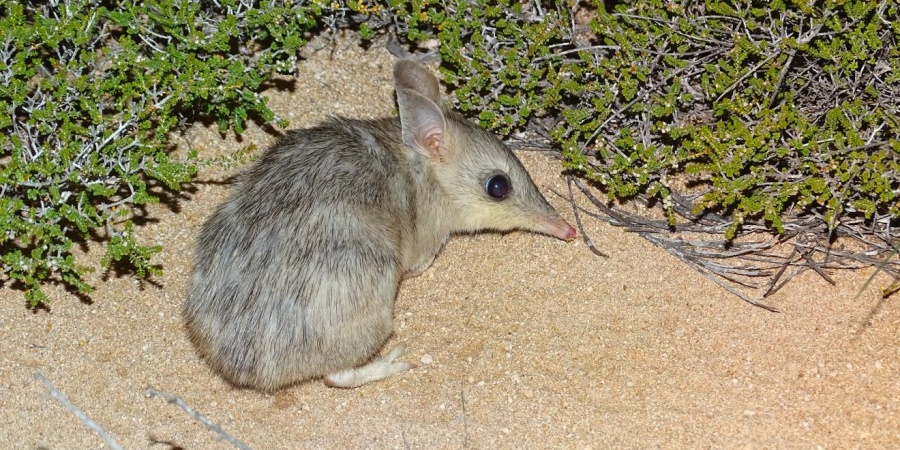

left=324, top=343, right=415, bottom=388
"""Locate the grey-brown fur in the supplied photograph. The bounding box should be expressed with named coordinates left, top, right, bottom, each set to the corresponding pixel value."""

left=183, top=60, right=575, bottom=392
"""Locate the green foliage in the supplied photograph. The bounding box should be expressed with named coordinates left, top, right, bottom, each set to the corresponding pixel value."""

left=5, top=0, right=898, bottom=305
left=380, top=0, right=899, bottom=239
left=0, top=0, right=357, bottom=305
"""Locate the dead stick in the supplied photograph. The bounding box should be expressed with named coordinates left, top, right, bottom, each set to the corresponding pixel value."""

left=801, top=247, right=836, bottom=285
left=145, top=387, right=252, bottom=450
left=34, top=372, right=124, bottom=450
left=763, top=247, right=797, bottom=298
left=768, top=266, right=810, bottom=299
left=566, top=176, right=608, bottom=257
left=461, top=389, right=469, bottom=449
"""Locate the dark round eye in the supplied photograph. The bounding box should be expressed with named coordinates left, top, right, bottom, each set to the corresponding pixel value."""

left=485, top=174, right=510, bottom=199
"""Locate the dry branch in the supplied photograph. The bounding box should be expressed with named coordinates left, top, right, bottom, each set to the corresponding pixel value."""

left=568, top=177, right=900, bottom=310
left=145, top=387, right=252, bottom=450
left=34, top=371, right=124, bottom=450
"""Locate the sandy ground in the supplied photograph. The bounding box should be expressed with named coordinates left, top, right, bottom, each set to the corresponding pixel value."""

left=2, top=35, right=898, bottom=450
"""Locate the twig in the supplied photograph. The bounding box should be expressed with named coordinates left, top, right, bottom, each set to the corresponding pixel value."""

left=565, top=175, right=608, bottom=257
left=713, top=50, right=782, bottom=104
left=800, top=247, right=836, bottom=285
left=401, top=427, right=411, bottom=450
left=145, top=387, right=252, bottom=450
left=460, top=390, right=469, bottom=449
left=34, top=372, right=125, bottom=450
left=763, top=246, right=797, bottom=298
left=643, top=232, right=781, bottom=312
left=768, top=49, right=796, bottom=106
left=570, top=176, right=900, bottom=310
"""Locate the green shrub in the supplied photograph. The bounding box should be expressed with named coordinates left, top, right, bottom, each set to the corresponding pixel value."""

left=5, top=0, right=898, bottom=306
left=370, top=0, right=899, bottom=303
left=0, top=0, right=359, bottom=306
left=384, top=0, right=899, bottom=239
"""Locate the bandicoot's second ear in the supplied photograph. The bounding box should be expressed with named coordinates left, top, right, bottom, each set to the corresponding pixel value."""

left=397, top=87, right=446, bottom=159
left=393, top=60, right=442, bottom=107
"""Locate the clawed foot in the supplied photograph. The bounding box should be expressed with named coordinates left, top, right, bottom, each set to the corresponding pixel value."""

left=324, top=343, right=416, bottom=388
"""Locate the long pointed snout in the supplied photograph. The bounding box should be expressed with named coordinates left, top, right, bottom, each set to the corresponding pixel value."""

left=534, top=214, right=577, bottom=241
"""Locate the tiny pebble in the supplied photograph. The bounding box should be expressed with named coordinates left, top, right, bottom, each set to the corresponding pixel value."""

left=420, top=354, right=433, bottom=364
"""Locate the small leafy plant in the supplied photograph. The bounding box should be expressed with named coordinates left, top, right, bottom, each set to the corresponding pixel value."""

left=389, top=0, right=899, bottom=233
left=0, top=0, right=358, bottom=305
left=372, top=0, right=900, bottom=303
left=4, top=0, right=898, bottom=307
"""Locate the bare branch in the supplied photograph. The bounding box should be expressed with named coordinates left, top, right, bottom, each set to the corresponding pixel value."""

left=145, top=387, right=253, bottom=450
left=34, top=372, right=124, bottom=450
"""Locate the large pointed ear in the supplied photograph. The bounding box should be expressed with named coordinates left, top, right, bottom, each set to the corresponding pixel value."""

left=393, top=60, right=442, bottom=107
left=397, top=87, right=446, bottom=159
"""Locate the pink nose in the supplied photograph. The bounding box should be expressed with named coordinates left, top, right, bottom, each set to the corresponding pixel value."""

left=561, top=225, right=577, bottom=241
